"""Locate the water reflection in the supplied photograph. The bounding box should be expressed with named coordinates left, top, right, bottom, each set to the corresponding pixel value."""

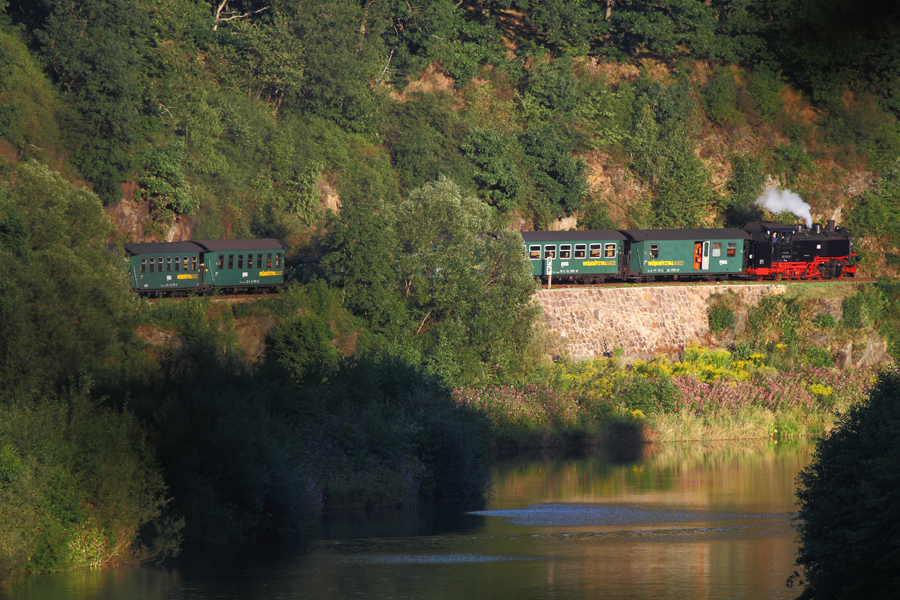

left=2, top=439, right=812, bottom=600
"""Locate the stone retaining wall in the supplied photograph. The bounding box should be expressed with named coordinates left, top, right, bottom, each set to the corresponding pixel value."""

left=537, top=284, right=786, bottom=360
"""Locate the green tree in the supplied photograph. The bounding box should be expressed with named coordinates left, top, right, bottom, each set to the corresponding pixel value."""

left=0, top=384, right=173, bottom=578
left=628, top=79, right=713, bottom=228
left=725, top=154, right=765, bottom=226
left=138, top=141, right=199, bottom=220
left=384, top=92, right=475, bottom=193
left=0, top=160, right=133, bottom=394
left=0, top=26, right=63, bottom=157
left=35, top=0, right=154, bottom=201
left=217, top=8, right=304, bottom=111
left=462, top=127, right=525, bottom=212
left=769, top=0, right=900, bottom=114
left=326, top=178, right=539, bottom=382
left=520, top=125, right=588, bottom=225
left=791, top=369, right=900, bottom=599
left=267, top=315, right=339, bottom=385
left=603, top=0, right=717, bottom=59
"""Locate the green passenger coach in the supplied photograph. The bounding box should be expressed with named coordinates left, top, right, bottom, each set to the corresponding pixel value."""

left=521, top=230, right=627, bottom=282
left=621, top=228, right=749, bottom=279
left=192, top=239, right=287, bottom=292
left=118, top=238, right=288, bottom=296
left=123, top=241, right=203, bottom=293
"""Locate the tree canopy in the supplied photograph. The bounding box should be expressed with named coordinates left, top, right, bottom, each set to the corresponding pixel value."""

left=792, top=369, right=900, bottom=599
left=325, top=177, right=539, bottom=383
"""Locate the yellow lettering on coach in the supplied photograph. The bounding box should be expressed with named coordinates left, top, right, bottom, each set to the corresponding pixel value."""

left=177, top=274, right=198, bottom=280
left=647, top=260, right=685, bottom=266
left=583, top=260, right=616, bottom=266
left=259, top=270, right=283, bottom=277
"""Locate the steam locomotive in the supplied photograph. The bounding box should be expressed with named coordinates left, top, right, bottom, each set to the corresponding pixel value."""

left=522, top=220, right=856, bottom=283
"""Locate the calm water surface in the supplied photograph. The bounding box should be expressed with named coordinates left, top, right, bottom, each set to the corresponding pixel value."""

left=3, top=439, right=812, bottom=600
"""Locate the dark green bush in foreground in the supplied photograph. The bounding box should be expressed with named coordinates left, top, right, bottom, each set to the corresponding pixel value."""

left=791, top=369, right=900, bottom=599
left=0, top=384, right=174, bottom=579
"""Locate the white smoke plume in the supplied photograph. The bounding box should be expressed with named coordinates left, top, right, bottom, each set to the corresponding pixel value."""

left=754, top=188, right=812, bottom=227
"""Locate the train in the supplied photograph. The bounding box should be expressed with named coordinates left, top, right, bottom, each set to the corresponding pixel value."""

left=522, top=220, right=857, bottom=284
left=115, top=220, right=855, bottom=297
left=116, top=238, right=288, bottom=296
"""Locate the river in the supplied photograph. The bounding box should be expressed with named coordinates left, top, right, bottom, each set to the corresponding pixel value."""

left=3, top=439, right=812, bottom=600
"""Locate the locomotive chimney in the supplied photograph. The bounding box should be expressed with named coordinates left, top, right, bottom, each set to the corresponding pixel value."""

left=795, top=224, right=805, bottom=233
left=813, top=223, right=822, bottom=234
left=826, top=219, right=835, bottom=231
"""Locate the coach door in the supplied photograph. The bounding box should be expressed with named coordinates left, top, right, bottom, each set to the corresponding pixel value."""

left=693, top=241, right=710, bottom=270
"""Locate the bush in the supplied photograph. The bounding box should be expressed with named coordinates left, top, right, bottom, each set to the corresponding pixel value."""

left=267, top=315, right=339, bottom=385
left=812, top=314, right=837, bottom=329
left=615, top=375, right=679, bottom=414
left=0, top=385, right=173, bottom=579
left=709, top=304, right=736, bottom=333
left=790, top=369, right=900, bottom=598
left=703, top=68, right=742, bottom=127
left=842, top=285, right=884, bottom=329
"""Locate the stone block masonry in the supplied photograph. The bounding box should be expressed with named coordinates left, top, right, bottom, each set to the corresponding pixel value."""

left=537, top=284, right=786, bottom=361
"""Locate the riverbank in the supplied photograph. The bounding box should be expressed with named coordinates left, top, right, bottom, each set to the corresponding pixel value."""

left=453, top=349, right=878, bottom=447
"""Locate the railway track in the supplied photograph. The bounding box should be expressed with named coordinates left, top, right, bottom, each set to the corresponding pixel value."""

left=144, top=292, right=282, bottom=302
left=540, top=276, right=876, bottom=290
left=143, top=277, right=877, bottom=299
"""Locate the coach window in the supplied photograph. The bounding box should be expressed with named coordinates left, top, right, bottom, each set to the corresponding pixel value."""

left=604, top=243, right=617, bottom=258
left=712, top=243, right=722, bottom=257
left=159, top=257, right=164, bottom=272
left=650, top=244, right=660, bottom=259
left=174, top=256, right=180, bottom=272
left=140, top=258, right=147, bottom=273
left=238, top=254, right=244, bottom=269
left=575, top=244, right=586, bottom=259
left=589, top=243, right=601, bottom=258
left=544, top=245, right=556, bottom=259
left=192, top=256, right=198, bottom=271
left=529, top=245, right=541, bottom=260
left=217, top=255, right=224, bottom=270
left=276, top=253, right=282, bottom=268
left=256, top=253, right=262, bottom=268
left=559, top=244, right=572, bottom=259
left=727, top=242, right=736, bottom=257
left=266, top=253, right=272, bottom=268
left=148, top=257, right=155, bottom=273
left=184, top=256, right=189, bottom=270
left=228, top=254, right=234, bottom=269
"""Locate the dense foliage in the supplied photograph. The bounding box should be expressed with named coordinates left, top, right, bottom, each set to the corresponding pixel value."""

left=1, top=0, right=898, bottom=242
left=791, top=369, right=900, bottom=599
left=0, top=161, right=173, bottom=578
left=3, top=0, right=900, bottom=583
left=325, top=178, right=540, bottom=383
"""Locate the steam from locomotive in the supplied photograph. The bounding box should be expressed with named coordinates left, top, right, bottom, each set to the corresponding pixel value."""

left=754, top=188, right=813, bottom=227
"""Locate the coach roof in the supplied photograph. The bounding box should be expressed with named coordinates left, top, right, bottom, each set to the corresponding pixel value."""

left=190, top=239, right=288, bottom=252
left=520, top=230, right=627, bottom=242
left=122, top=242, right=203, bottom=255
left=621, top=228, right=750, bottom=242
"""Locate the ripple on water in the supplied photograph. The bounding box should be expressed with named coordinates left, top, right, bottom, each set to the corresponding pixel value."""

left=337, top=554, right=539, bottom=565
left=468, top=503, right=787, bottom=528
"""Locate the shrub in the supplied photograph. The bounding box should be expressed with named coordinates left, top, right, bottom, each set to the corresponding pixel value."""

left=0, top=385, right=173, bottom=578
left=842, top=285, right=884, bottom=328
left=709, top=304, right=736, bottom=333
left=267, top=315, right=339, bottom=385
left=812, top=314, right=837, bottom=329
left=790, top=369, right=900, bottom=598
left=703, top=69, right=742, bottom=127
left=615, top=375, right=679, bottom=414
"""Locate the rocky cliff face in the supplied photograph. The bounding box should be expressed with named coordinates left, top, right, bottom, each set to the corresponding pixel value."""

left=106, top=198, right=194, bottom=243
